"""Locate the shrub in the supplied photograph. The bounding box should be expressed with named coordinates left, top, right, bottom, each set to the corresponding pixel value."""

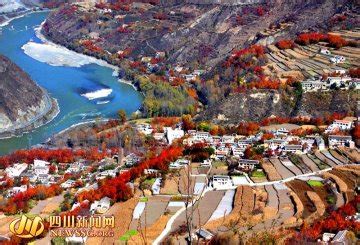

left=327, top=34, right=348, bottom=49
left=276, top=39, right=295, bottom=50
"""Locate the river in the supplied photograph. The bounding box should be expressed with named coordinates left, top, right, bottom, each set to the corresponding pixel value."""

left=0, top=11, right=143, bottom=155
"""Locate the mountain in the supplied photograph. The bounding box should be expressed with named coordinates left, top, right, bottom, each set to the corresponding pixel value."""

left=0, top=55, right=58, bottom=137
left=42, top=0, right=351, bottom=69
left=41, top=0, right=358, bottom=122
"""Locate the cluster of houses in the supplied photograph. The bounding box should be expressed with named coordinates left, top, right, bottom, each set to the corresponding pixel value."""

left=301, top=74, right=359, bottom=92
left=0, top=152, right=140, bottom=199
left=320, top=48, right=346, bottom=64
left=325, top=119, right=356, bottom=149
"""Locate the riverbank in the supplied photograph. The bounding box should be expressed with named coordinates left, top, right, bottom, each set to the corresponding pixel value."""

left=0, top=94, right=60, bottom=140
left=0, top=9, right=49, bottom=27
left=0, top=11, right=143, bottom=155
left=36, top=21, right=141, bottom=93
left=0, top=49, right=60, bottom=140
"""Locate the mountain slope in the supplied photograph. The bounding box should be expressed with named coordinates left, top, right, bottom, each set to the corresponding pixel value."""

left=0, top=55, right=58, bottom=136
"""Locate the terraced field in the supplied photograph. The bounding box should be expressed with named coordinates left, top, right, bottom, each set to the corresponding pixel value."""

left=264, top=29, right=360, bottom=79
left=261, top=158, right=282, bottom=181
left=301, top=154, right=321, bottom=172
left=155, top=158, right=358, bottom=243
left=129, top=196, right=171, bottom=230
left=269, top=157, right=295, bottom=179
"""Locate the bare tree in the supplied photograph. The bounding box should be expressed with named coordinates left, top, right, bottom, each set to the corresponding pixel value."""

left=182, top=162, right=207, bottom=243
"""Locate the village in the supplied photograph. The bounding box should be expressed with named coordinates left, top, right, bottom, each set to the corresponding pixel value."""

left=0, top=113, right=359, bottom=244
left=0, top=0, right=358, bottom=244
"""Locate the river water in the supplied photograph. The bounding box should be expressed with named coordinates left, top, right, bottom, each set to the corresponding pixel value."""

left=0, top=12, right=143, bottom=155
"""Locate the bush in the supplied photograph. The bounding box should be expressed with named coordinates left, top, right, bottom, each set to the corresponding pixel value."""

left=276, top=39, right=295, bottom=50
left=327, top=34, right=348, bottom=49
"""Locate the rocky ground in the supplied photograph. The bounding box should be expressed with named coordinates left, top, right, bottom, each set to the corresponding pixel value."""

left=199, top=89, right=359, bottom=124
left=0, top=55, right=59, bottom=137
left=43, top=0, right=353, bottom=70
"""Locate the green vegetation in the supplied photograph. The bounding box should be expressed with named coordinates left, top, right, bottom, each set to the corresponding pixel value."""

left=119, top=230, right=139, bottom=241
left=308, top=154, right=328, bottom=170
left=140, top=178, right=156, bottom=190
left=51, top=237, right=66, bottom=245
left=327, top=195, right=336, bottom=204
left=307, top=180, right=324, bottom=187
left=213, top=161, right=227, bottom=168
left=251, top=170, right=266, bottom=178
left=139, top=197, right=149, bottom=202
left=135, top=75, right=196, bottom=117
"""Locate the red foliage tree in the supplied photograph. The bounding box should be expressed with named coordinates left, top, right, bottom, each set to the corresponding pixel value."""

left=327, top=34, right=348, bottom=49
left=295, top=32, right=328, bottom=45
left=349, top=67, right=360, bottom=78
left=276, top=39, right=295, bottom=50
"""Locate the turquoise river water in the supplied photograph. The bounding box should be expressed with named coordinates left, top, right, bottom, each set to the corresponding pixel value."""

left=0, top=12, right=143, bottom=155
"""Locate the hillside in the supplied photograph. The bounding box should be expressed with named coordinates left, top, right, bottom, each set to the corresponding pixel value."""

left=198, top=89, right=359, bottom=124
left=40, top=0, right=358, bottom=121
left=0, top=55, right=58, bottom=137
left=42, top=0, right=352, bottom=70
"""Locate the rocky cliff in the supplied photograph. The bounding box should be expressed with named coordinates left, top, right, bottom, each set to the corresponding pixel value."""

left=0, top=55, right=58, bottom=136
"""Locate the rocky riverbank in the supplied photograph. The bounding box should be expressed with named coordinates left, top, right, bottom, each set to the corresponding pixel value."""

left=0, top=55, right=60, bottom=139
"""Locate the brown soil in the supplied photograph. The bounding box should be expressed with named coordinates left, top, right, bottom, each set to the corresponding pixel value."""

left=87, top=197, right=138, bottom=244
left=261, top=159, right=282, bottom=181
left=128, top=215, right=170, bottom=244
left=160, top=176, right=180, bottom=195
left=286, top=180, right=316, bottom=219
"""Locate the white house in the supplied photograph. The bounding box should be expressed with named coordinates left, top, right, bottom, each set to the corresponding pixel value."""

left=237, top=139, right=253, bottom=149
left=165, top=127, right=185, bottom=144
left=215, top=147, right=230, bottom=160
left=155, top=51, right=166, bottom=59
left=124, top=153, right=140, bottom=167
left=5, top=163, right=28, bottom=178
left=238, top=159, right=260, bottom=171
left=264, top=139, right=287, bottom=150
left=328, top=135, right=354, bottom=149
left=330, top=55, right=346, bottom=64
left=221, top=135, right=235, bottom=144
left=33, top=160, right=50, bottom=175
left=136, top=123, right=153, bottom=135
left=144, top=169, right=159, bottom=175
left=153, top=132, right=165, bottom=141
left=320, top=48, right=331, bottom=55
left=212, top=175, right=233, bottom=190
left=326, top=76, right=352, bottom=87
left=184, top=74, right=197, bottom=82
left=201, top=159, right=212, bottom=167
left=231, top=147, right=245, bottom=158
left=7, top=185, right=27, bottom=197
left=333, top=120, right=353, bottom=130
left=195, top=228, right=214, bottom=241
left=61, top=179, right=76, bottom=189
left=169, top=159, right=189, bottom=168
left=315, top=137, right=326, bottom=151
left=301, top=79, right=324, bottom=92
left=190, top=131, right=212, bottom=142
left=65, top=162, right=83, bottom=174
left=332, top=230, right=349, bottom=244
left=90, top=197, right=111, bottom=214
left=283, top=144, right=303, bottom=154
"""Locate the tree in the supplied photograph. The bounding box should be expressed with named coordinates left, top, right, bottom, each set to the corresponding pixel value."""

left=276, top=39, right=295, bottom=50
left=118, top=109, right=127, bottom=124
